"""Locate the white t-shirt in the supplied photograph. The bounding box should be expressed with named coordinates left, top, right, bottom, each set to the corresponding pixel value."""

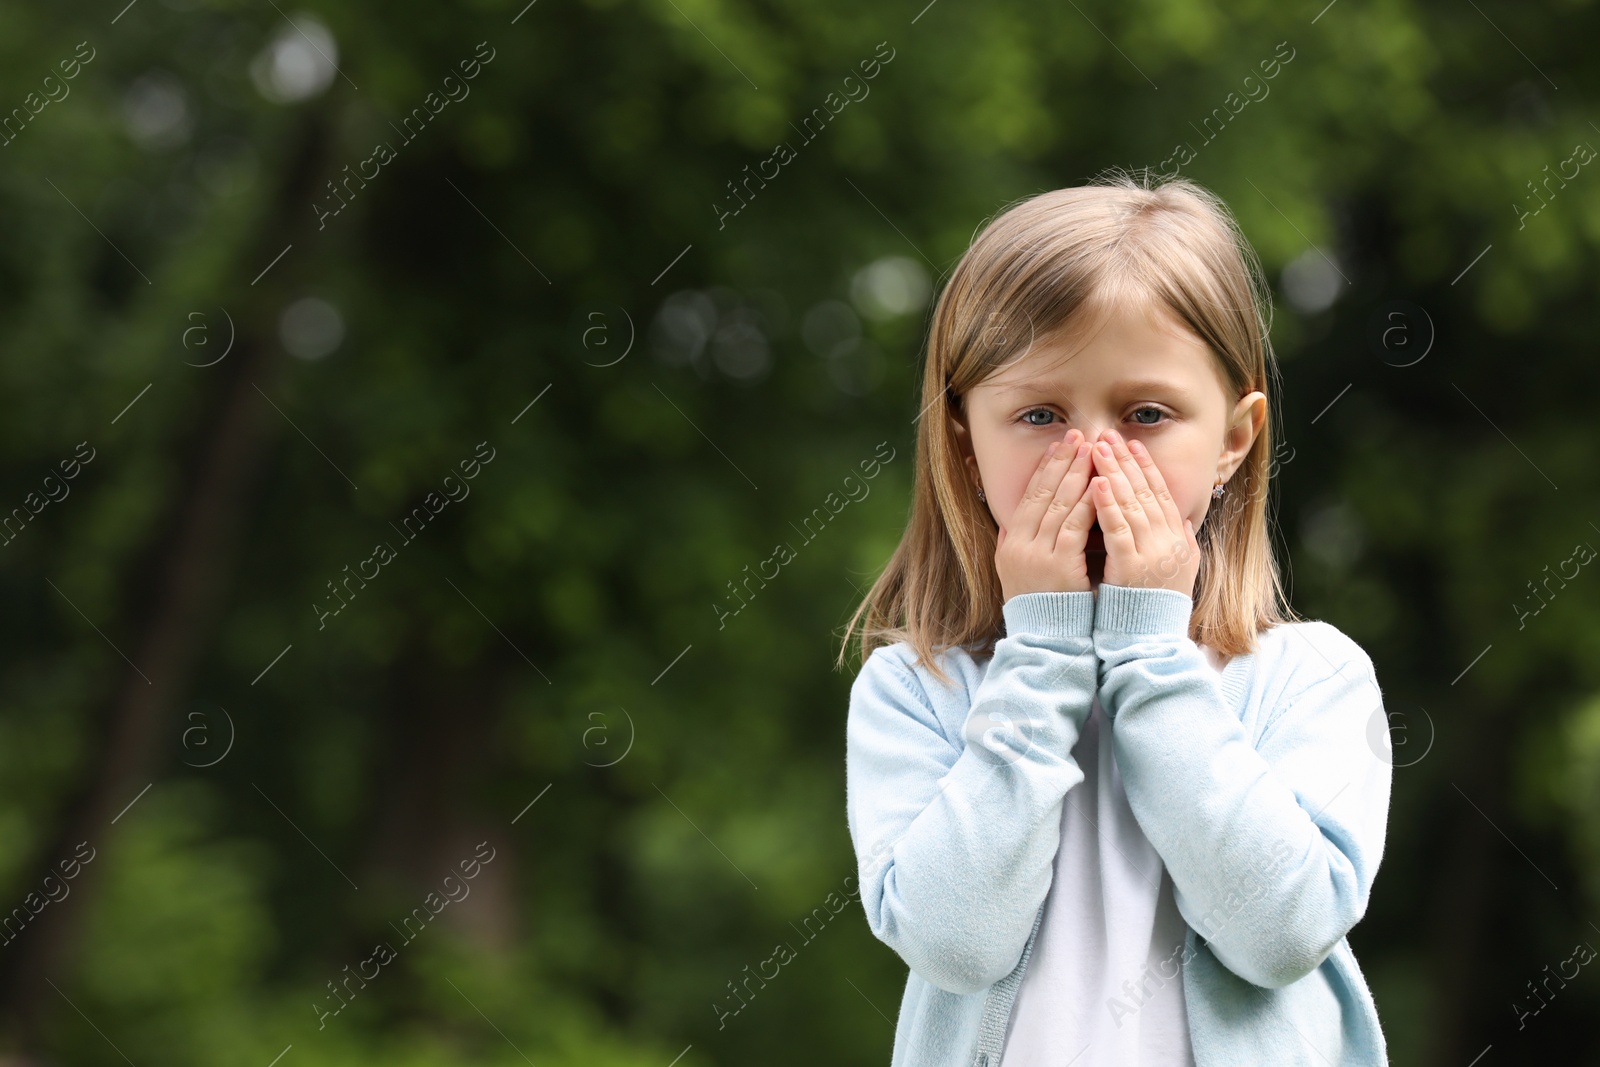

left=996, top=645, right=1231, bottom=1067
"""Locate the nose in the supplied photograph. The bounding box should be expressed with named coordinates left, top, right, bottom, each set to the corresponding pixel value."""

left=1057, top=425, right=1118, bottom=450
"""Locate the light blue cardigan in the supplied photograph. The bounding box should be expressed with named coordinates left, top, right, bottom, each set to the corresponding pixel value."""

left=845, top=583, right=1392, bottom=1066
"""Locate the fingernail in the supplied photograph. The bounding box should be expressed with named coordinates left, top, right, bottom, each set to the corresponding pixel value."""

left=1097, top=443, right=1112, bottom=457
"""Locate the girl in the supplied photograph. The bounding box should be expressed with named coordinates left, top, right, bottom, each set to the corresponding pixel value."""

left=840, top=170, right=1392, bottom=1066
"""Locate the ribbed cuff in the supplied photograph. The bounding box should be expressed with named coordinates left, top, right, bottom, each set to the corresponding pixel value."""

left=1002, top=591, right=1095, bottom=639
left=1093, top=583, right=1193, bottom=635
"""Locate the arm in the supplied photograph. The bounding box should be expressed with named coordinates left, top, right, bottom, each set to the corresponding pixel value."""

left=1092, top=583, right=1392, bottom=990
left=846, top=591, right=1098, bottom=995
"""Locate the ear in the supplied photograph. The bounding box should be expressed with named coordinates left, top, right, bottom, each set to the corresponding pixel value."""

left=1218, top=391, right=1267, bottom=481
left=950, top=394, right=982, bottom=488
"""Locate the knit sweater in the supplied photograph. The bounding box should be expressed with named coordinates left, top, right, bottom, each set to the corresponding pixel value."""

left=844, top=583, right=1392, bottom=1066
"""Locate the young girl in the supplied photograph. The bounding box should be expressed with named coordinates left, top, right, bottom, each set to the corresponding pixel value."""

left=840, top=171, right=1392, bottom=1066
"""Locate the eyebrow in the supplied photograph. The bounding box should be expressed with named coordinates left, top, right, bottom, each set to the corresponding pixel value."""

left=995, top=377, right=1188, bottom=398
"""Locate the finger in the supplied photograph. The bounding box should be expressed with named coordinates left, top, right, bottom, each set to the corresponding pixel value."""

left=1092, top=439, right=1153, bottom=548
left=1090, top=476, right=1135, bottom=558
left=1056, top=485, right=1097, bottom=550
left=1106, top=432, right=1171, bottom=540
left=1004, top=436, right=1065, bottom=541
left=1125, top=438, right=1187, bottom=541
left=1010, top=429, right=1082, bottom=541
left=1037, top=438, right=1094, bottom=545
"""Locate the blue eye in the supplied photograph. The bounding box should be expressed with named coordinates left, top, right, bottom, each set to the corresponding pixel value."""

left=1019, top=406, right=1168, bottom=427
left=1130, top=406, right=1167, bottom=426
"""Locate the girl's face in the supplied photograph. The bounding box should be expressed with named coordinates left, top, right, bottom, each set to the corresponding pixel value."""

left=951, top=299, right=1267, bottom=590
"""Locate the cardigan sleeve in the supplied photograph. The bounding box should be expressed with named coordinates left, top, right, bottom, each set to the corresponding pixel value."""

left=845, top=591, right=1098, bottom=995
left=1091, top=582, right=1392, bottom=990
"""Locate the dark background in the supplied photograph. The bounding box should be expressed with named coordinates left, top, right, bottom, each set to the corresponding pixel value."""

left=0, top=0, right=1596, bottom=1063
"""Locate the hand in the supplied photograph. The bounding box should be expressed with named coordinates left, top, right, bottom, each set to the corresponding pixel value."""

left=994, top=428, right=1099, bottom=602
left=1088, top=429, right=1201, bottom=597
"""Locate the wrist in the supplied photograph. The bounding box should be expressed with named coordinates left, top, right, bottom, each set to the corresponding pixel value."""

left=1003, top=590, right=1095, bottom=638
left=1092, top=582, right=1192, bottom=636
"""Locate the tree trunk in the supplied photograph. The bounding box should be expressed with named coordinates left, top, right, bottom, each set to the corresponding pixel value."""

left=0, top=110, right=332, bottom=1053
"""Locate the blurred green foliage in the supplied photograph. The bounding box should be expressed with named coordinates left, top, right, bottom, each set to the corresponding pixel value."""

left=0, top=0, right=1598, bottom=1063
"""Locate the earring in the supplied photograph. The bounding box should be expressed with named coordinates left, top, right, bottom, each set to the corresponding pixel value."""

left=977, top=486, right=987, bottom=503
left=1211, top=478, right=1226, bottom=499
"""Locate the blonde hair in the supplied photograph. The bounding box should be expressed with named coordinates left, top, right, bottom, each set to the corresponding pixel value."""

left=836, top=167, right=1305, bottom=688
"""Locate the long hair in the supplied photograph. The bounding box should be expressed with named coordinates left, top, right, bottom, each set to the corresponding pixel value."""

left=836, top=167, right=1305, bottom=688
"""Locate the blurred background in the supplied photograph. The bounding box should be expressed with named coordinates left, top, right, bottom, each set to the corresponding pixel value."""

left=0, top=0, right=1597, bottom=1063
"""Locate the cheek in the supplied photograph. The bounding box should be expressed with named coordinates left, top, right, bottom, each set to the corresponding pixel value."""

left=994, top=452, right=1061, bottom=523
left=1142, top=449, right=1209, bottom=520
left=993, top=475, right=1030, bottom=524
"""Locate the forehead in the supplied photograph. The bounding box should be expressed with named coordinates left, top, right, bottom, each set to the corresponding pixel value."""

left=983, top=300, right=1220, bottom=397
